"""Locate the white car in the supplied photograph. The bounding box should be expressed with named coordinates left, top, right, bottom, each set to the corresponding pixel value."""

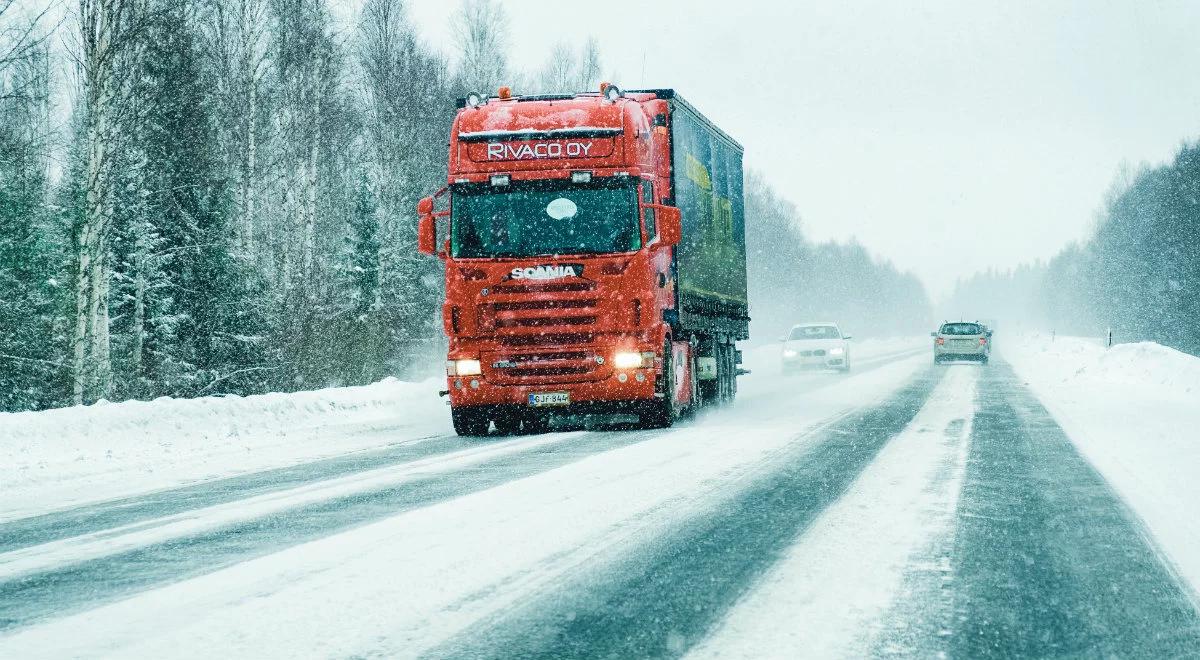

left=781, top=323, right=852, bottom=372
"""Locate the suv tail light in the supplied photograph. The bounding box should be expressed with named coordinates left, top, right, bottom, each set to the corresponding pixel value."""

left=936, top=337, right=945, bottom=345
left=979, top=337, right=987, bottom=345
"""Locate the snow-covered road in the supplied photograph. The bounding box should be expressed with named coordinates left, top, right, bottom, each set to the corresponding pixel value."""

left=2, top=340, right=1199, bottom=658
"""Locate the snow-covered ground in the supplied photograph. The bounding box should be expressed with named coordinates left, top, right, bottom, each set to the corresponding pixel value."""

left=0, top=338, right=922, bottom=523
left=4, top=336, right=1199, bottom=658
left=0, top=378, right=447, bottom=521
left=1, top=343, right=930, bottom=657
left=1002, top=335, right=1200, bottom=595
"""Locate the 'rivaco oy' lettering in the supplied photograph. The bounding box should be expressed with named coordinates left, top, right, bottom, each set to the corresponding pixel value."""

left=486, top=141, right=594, bottom=160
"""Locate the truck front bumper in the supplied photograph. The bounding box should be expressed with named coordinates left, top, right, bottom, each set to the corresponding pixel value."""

left=447, top=369, right=659, bottom=409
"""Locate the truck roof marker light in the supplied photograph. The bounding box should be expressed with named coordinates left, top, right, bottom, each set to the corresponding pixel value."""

left=571, top=171, right=592, bottom=183
left=465, top=91, right=485, bottom=108
left=490, top=174, right=510, bottom=187
left=498, top=86, right=512, bottom=100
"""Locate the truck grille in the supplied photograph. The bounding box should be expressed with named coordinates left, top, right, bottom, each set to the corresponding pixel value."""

left=480, top=280, right=606, bottom=383
left=485, top=348, right=604, bottom=383
left=490, top=281, right=596, bottom=295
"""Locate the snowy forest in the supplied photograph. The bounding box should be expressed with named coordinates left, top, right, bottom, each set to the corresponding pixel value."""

left=744, top=171, right=932, bottom=343
left=944, top=144, right=1200, bottom=356
left=1, top=0, right=931, bottom=413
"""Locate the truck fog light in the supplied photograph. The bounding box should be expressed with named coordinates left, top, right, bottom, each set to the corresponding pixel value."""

left=613, top=351, right=642, bottom=369
left=635, top=372, right=646, bottom=382
left=453, top=358, right=481, bottom=376
left=617, top=373, right=629, bottom=383
left=470, top=379, right=480, bottom=389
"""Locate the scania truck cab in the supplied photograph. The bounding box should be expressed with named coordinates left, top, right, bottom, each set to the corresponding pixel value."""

left=418, top=85, right=749, bottom=436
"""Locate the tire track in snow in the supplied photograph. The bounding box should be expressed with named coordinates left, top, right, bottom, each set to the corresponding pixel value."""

left=0, top=429, right=649, bottom=632
left=0, top=347, right=926, bottom=635
left=0, top=431, right=460, bottom=553
left=0, top=346, right=924, bottom=556
left=425, top=365, right=944, bottom=660
left=944, top=360, right=1200, bottom=657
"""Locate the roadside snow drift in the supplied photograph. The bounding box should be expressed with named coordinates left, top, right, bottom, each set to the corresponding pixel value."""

left=0, top=378, right=447, bottom=521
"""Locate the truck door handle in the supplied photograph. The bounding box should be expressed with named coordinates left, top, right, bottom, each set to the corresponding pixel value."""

left=657, top=273, right=667, bottom=287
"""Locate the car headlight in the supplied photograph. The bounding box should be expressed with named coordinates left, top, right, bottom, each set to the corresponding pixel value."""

left=448, top=358, right=481, bottom=376
left=782, top=349, right=797, bottom=358
left=613, top=351, right=644, bottom=370
left=829, top=347, right=845, bottom=356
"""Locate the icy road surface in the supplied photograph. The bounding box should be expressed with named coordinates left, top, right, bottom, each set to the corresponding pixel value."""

left=2, top=342, right=1200, bottom=658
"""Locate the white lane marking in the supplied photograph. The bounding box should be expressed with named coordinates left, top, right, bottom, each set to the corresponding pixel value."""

left=687, top=365, right=978, bottom=660
left=0, top=431, right=588, bottom=580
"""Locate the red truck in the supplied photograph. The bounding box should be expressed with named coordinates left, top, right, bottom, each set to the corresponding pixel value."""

left=417, top=84, right=748, bottom=436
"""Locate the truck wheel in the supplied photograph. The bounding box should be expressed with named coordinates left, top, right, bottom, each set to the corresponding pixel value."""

left=523, top=414, right=551, bottom=435
left=451, top=407, right=490, bottom=437
left=642, top=342, right=676, bottom=429
left=494, top=412, right=522, bottom=435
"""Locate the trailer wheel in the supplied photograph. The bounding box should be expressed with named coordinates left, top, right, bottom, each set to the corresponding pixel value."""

left=451, top=407, right=490, bottom=437
left=721, top=342, right=738, bottom=403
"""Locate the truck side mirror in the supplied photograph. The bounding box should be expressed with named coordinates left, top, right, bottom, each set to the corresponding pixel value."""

left=650, top=205, right=682, bottom=247
left=417, top=214, right=437, bottom=255
left=930, top=331, right=938, bottom=337
left=416, top=196, right=438, bottom=256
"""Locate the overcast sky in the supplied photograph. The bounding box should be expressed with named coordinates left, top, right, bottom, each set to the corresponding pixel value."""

left=399, top=0, right=1200, bottom=297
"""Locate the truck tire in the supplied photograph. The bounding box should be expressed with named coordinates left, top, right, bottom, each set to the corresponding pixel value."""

left=523, top=414, right=551, bottom=435
left=451, top=407, right=490, bottom=437
left=641, top=342, right=677, bottom=429
left=493, top=412, right=522, bottom=435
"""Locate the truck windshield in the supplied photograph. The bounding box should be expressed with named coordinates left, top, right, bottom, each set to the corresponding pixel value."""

left=451, top=179, right=640, bottom=258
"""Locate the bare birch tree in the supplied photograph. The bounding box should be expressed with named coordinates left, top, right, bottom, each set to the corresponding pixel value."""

left=450, top=0, right=508, bottom=94
left=74, top=0, right=144, bottom=404
left=204, top=0, right=269, bottom=257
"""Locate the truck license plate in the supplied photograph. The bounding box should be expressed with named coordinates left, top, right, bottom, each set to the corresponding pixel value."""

left=528, top=392, right=570, bottom=407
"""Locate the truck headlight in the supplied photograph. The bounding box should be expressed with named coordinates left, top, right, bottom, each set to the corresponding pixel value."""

left=613, top=351, right=644, bottom=370
left=783, top=349, right=797, bottom=358
left=449, top=359, right=481, bottom=376
left=829, top=347, right=845, bottom=356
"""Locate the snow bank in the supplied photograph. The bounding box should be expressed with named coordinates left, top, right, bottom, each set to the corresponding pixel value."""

left=1003, top=335, right=1200, bottom=597
left=0, top=378, right=448, bottom=521
left=1009, top=335, right=1200, bottom=393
